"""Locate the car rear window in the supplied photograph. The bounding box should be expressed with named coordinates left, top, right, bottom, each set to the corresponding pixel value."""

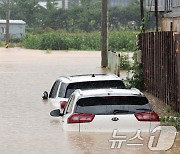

left=65, top=80, right=125, bottom=98
left=75, top=96, right=152, bottom=115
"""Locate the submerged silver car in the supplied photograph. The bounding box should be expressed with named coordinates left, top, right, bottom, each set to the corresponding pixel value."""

left=42, top=74, right=126, bottom=109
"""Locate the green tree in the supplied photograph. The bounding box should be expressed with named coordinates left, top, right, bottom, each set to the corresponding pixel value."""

left=0, top=0, right=6, bottom=19
left=0, top=0, right=154, bottom=31
left=109, top=0, right=141, bottom=29
left=10, top=0, right=40, bottom=27
left=42, top=0, right=58, bottom=28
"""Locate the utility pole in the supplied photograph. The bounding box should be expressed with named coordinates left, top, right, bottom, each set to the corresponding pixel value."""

left=62, top=0, right=65, bottom=9
left=5, top=0, right=10, bottom=47
left=140, top=0, right=145, bottom=32
left=155, top=0, right=158, bottom=32
left=101, top=0, right=108, bottom=67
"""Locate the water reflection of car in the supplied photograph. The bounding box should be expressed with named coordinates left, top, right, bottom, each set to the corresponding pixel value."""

left=50, top=89, right=160, bottom=132
left=42, top=74, right=126, bottom=109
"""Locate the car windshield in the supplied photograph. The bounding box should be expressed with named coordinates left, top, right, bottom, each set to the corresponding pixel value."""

left=75, top=96, right=152, bottom=115
left=65, top=80, right=125, bottom=98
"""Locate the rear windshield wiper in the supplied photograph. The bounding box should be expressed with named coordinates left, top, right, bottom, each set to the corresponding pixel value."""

left=136, top=108, right=152, bottom=111
left=113, top=110, right=135, bottom=115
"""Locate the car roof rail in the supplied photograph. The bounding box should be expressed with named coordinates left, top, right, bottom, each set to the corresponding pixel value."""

left=74, top=89, right=83, bottom=95
left=69, top=73, right=108, bottom=77
left=110, top=74, right=120, bottom=78
left=131, top=88, right=143, bottom=95
left=59, top=76, right=72, bottom=81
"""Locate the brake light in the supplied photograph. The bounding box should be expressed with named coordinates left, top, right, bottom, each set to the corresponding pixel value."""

left=67, top=113, right=95, bottom=124
left=135, top=111, right=160, bottom=122
left=60, top=101, right=67, bottom=109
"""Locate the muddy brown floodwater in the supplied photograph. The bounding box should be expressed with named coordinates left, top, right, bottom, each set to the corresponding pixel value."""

left=0, top=48, right=179, bottom=154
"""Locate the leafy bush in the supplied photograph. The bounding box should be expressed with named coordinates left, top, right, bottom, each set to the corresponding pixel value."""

left=125, top=63, right=144, bottom=90
left=22, top=34, right=42, bottom=49
left=123, top=52, right=144, bottom=90
left=109, top=31, right=138, bottom=51
left=160, top=115, right=180, bottom=131
left=22, top=31, right=101, bottom=50
left=0, top=41, right=3, bottom=47
left=120, top=54, right=132, bottom=70
left=22, top=30, right=137, bottom=51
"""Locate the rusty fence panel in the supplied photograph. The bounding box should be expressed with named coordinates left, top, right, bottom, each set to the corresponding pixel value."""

left=140, top=32, right=180, bottom=113
left=175, top=34, right=180, bottom=112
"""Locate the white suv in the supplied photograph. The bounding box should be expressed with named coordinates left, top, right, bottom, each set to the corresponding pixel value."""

left=42, top=74, right=125, bottom=109
left=50, top=88, right=160, bottom=132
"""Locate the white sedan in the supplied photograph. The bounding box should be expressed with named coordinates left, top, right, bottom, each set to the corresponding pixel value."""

left=50, top=88, right=160, bottom=132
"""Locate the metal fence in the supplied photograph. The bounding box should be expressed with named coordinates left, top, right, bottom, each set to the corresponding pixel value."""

left=108, top=51, right=121, bottom=76
left=140, top=31, right=180, bottom=113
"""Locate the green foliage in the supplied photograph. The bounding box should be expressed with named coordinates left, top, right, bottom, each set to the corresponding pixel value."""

left=22, top=34, right=42, bottom=49
left=22, top=31, right=101, bottom=50
left=124, top=52, right=144, bottom=90
left=160, top=115, right=180, bottom=131
left=10, top=0, right=40, bottom=27
left=0, top=0, right=142, bottom=31
left=0, top=41, right=3, bottom=47
left=22, top=30, right=137, bottom=51
left=120, top=55, right=132, bottom=70
left=109, top=0, right=141, bottom=29
left=109, top=31, right=138, bottom=51
left=127, top=63, right=144, bottom=90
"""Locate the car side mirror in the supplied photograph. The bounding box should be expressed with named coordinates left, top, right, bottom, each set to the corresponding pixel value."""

left=42, top=91, right=48, bottom=100
left=50, top=109, right=63, bottom=117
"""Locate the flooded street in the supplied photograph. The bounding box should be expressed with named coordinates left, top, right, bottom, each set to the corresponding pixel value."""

left=0, top=48, right=179, bottom=154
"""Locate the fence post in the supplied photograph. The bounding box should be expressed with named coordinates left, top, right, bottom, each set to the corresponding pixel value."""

left=117, top=53, right=121, bottom=76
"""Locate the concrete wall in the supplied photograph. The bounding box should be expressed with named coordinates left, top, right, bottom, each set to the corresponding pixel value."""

left=0, top=23, right=25, bottom=40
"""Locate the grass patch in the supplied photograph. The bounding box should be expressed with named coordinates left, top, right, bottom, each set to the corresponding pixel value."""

left=22, top=30, right=138, bottom=51
left=160, top=115, right=180, bottom=131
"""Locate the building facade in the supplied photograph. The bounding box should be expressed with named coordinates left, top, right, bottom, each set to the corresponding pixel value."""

left=146, top=0, right=180, bottom=32
left=162, top=0, right=180, bottom=32
left=108, top=0, right=133, bottom=7
left=0, top=20, right=26, bottom=41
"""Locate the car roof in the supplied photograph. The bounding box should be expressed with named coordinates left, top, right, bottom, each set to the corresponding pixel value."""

left=74, top=88, right=144, bottom=97
left=57, top=74, right=122, bottom=83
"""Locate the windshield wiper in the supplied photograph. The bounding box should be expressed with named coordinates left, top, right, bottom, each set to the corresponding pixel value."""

left=113, top=110, right=134, bottom=115
left=136, top=108, right=152, bottom=111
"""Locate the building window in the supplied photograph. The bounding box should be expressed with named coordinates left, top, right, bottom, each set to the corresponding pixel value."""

left=172, top=0, right=180, bottom=7
left=0, top=27, right=5, bottom=34
left=178, top=0, right=180, bottom=6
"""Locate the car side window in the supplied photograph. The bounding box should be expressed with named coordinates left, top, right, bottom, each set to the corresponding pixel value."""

left=49, top=80, right=60, bottom=98
left=64, top=95, right=75, bottom=114
left=58, top=82, right=67, bottom=98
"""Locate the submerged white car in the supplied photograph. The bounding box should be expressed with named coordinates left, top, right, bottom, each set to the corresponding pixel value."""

left=42, top=74, right=125, bottom=109
left=50, top=88, right=160, bottom=132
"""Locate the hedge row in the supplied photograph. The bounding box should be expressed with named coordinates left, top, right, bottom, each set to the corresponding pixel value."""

left=22, top=31, right=138, bottom=51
